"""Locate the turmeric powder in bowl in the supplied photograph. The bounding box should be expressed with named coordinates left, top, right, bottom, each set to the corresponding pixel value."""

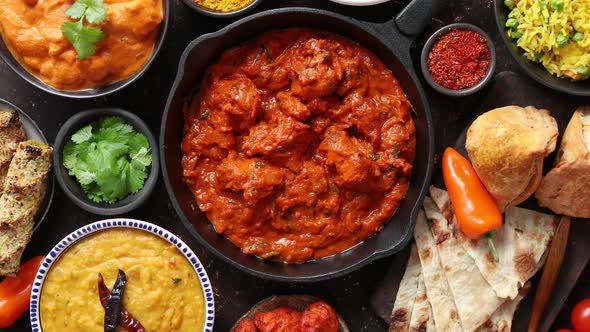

left=194, top=0, right=255, bottom=12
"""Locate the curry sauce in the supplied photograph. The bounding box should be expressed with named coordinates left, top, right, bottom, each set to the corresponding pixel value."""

left=182, top=29, right=416, bottom=263
left=0, top=0, right=163, bottom=90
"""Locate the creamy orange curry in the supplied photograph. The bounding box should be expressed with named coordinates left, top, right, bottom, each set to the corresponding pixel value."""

left=0, top=0, right=163, bottom=90
left=182, top=29, right=416, bottom=263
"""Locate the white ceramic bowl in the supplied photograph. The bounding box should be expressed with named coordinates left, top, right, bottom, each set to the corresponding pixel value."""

left=29, top=219, right=215, bottom=332
left=328, top=0, right=390, bottom=6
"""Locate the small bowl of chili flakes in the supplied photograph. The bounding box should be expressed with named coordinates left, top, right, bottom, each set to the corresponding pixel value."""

left=420, top=23, right=496, bottom=97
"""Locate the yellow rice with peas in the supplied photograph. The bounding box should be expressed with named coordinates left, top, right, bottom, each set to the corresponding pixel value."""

left=504, top=0, right=590, bottom=80
left=194, top=0, right=254, bottom=12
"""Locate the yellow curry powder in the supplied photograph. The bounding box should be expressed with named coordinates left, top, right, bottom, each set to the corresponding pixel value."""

left=194, top=0, right=253, bottom=12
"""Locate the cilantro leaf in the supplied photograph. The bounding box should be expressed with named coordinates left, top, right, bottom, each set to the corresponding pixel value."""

left=65, top=1, right=88, bottom=19
left=130, top=146, right=152, bottom=166
left=62, top=116, right=152, bottom=204
left=61, top=20, right=104, bottom=60
left=127, top=159, right=148, bottom=193
left=81, top=0, right=107, bottom=24
left=62, top=0, right=107, bottom=59
left=71, top=124, right=93, bottom=143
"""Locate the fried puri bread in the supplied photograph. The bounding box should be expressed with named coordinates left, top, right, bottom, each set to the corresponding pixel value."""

left=536, top=106, right=590, bottom=218
left=466, top=106, right=558, bottom=211
left=0, top=111, right=25, bottom=194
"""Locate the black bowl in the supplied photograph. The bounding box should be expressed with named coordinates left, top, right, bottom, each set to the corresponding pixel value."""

left=180, top=0, right=263, bottom=18
left=53, top=108, right=159, bottom=215
left=0, top=0, right=169, bottom=99
left=160, top=7, right=434, bottom=282
left=494, top=0, right=590, bottom=96
left=420, top=23, right=496, bottom=97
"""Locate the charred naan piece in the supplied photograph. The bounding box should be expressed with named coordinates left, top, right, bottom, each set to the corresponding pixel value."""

left=430, top=187, right=557, bottom=300
left=466, top=105, right=558, bottom=211
left=536, top=106, right=590, bottom=218
left=476, top=283, right=531, bottom=332
left=422, top=198, right=505, bottom=331
left=414, top=210, right=464, bottom=332
left=0, top=111, right=25, bottom=196
left=390, top=243, right=421, bottom=332
left=409, top=274, right=435, bottom=332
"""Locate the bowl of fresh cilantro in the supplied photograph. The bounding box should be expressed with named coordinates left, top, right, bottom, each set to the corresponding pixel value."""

left=53, top=108, right=159, bottom=215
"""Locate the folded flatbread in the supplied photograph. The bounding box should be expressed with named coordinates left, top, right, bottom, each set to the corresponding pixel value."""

left=476, top=283, right=531, bottom=332
left=422, top=198, right=505, bottom=331
left=390, top=243, right=422, bottom=332
left=409, top=274, right=435, bottom=332
left=414, top=210, right=464, bottom=332
left=429, top=187, right=557, bottom=300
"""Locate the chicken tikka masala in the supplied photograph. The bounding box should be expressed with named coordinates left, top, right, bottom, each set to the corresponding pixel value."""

left=182, top=29, right=416, bottom=263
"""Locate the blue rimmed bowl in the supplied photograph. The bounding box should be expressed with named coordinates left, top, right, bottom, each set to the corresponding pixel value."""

left=29, top=219, right=215, bottom=332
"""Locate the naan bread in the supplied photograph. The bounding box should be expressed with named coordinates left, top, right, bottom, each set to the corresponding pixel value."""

left=414, top=210, right=464, bottom=332
left=423, top=198, right=505, bottom=332
left=409, top=274, right=435, bottom=332
left=476, top=283, right=531, bottom=332
left=466, top=105, right=558, bottom=211
left=536, top=106, right=590, bottom=218
left=430, top=187, right=557, bottom=300
left=390, top=243, right=422, bottom=332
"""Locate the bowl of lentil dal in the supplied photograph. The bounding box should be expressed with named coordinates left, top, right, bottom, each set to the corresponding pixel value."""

left=30, top=219, right=215, bottom=332
left=420, top=23, right=496, bottom=97
left=180, top=0, right=263, bottom=18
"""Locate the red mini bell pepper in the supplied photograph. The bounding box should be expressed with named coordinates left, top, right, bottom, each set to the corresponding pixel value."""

left=0, top=256, right=45, bottom=328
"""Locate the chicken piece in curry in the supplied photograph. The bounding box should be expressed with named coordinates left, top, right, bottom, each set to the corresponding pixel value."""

left=182, top=28, right=416, bottom=263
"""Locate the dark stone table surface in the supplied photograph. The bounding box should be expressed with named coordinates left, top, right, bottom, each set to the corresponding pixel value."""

left=1, top=0, right=587, bottom=331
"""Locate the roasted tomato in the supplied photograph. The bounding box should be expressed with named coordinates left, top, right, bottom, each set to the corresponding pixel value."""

left=301, top=301, right=339, bottom=332
left=234, top=317, right=258, bottom=332
left=254, top=307, right=302, bottom=332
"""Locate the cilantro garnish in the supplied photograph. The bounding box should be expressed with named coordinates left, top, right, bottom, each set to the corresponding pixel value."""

left=63, top=116, right=152, bottom=204
left=61, top=0, right=107, bottom=60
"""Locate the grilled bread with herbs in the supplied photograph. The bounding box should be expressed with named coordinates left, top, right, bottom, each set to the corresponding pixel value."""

left=0, top=140, right=52, bottom=276
left=0, top=111, right=25, bottom=195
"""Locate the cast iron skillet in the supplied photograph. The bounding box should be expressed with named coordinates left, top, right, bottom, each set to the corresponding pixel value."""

left=494, top=0, right=590, bottom=96
left=0, top=0, right=169, bottom=99
left=161, top=3, right=438, bottom=282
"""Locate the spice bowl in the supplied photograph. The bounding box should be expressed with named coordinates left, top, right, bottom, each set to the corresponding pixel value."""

left=53, top=108, right=159, bottom=216
left=180, top=0, right=263, bottom=18
left=420, top=23, right=496, bottom=97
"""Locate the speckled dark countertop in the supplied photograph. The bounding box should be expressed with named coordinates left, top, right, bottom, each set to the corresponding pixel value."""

left=1, top=0, right=587, bottom=331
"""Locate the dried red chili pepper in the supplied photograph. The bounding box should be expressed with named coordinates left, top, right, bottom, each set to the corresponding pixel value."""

left=97, top=273, right=146, bottom=332
left=427, top=29, right=490, bottom=90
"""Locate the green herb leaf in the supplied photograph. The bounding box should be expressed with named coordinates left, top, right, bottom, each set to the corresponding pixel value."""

left=81, top=0, right=107, bottom=24
left=62, top=116, right=151, bottom=204
left=172, top=278, right=182, bottom=284
left=504, top=0, right=514, bottom=9
left=65, top=1, right=88, bottom=19
left=62, top=0, right=107, bottom=59
left=71, top=124, right=93, bottom=143
left=61, top=20, right=104, bottom=60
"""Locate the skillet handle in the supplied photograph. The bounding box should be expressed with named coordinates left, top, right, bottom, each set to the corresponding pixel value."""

left=395, top=0, right=442, bottom=36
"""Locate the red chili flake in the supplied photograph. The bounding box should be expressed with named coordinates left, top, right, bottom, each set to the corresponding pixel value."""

left=427, top=29, right=490, bottom=90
